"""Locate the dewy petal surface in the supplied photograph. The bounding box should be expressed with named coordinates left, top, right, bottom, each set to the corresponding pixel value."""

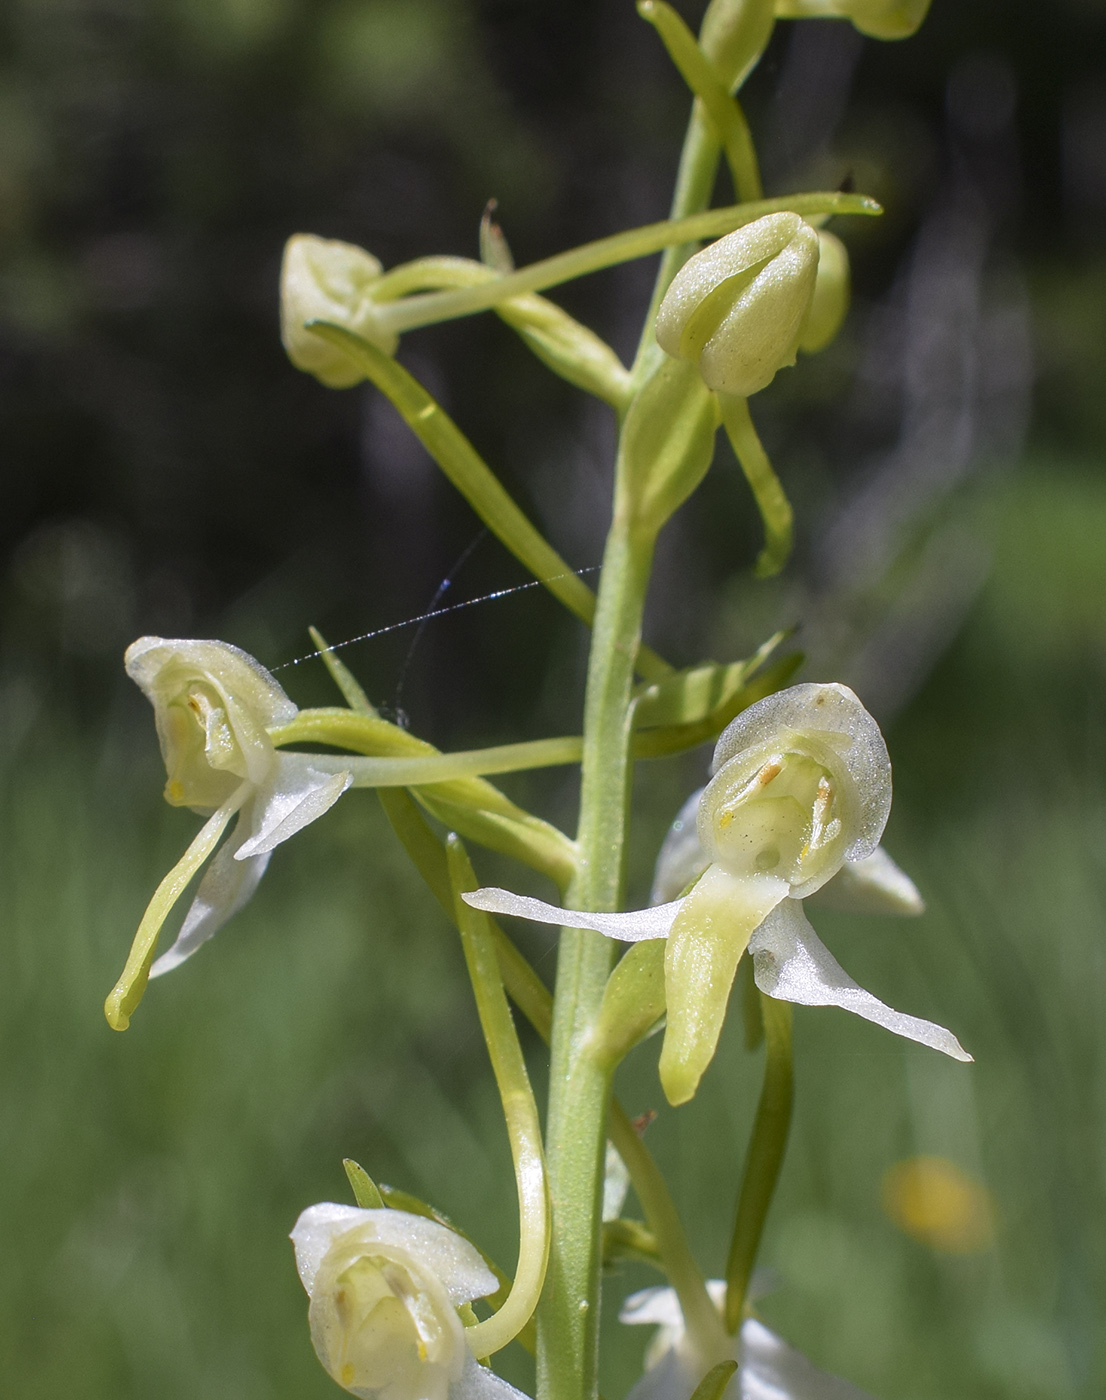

left=749, top=901, right=971, bottom=1062
left=451, top=1353, right=532, bottom=1400
left=461, top=888, right=684, bottom=943
left=149, top=802, right=270, bottom=977
left=236, top=754, right=352, bottom=858
left=290, top=1204, right=496, bottom=1305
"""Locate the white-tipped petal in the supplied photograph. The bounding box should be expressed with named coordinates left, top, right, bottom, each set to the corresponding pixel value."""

left=621, top=1284, right=873, bottom=1400
left=740, top=1318, right=875, bottom=1400
left=451, top=1353, right=532, bottom=1400
left=237, top=755, right=352, bottom=859
left=461, top=888, right=683, bottom=943
left=809, top=847, right=924, bottom=917
left=290, top=1204, right=496, bottom=1306
left=650, top=788, right=709, bottom=906
left=750, top=901, right=971, bottom=1062
left=149, top=807, right=270, bottom=977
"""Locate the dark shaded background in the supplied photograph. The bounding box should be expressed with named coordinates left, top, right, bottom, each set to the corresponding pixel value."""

left=3, top=2, right=1106, bottom=1398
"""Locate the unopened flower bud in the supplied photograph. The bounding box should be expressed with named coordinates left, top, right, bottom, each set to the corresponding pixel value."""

left=797, top=229, right=850, bottom=355
left=774, top=0, right=931, bottom=41
left=281, top=234, right=398, bottom=389
left=655, top=212, right=819, bottom=397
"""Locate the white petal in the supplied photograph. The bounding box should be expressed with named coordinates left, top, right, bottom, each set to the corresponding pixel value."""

left=451, top=1353, right=533, bottom=1400
left=290, top=1204, right=496, bottom=1305
left=809, top=847, right=924, bottom=917
left=462, top=889, right=684, bottom=943
left=620, top=1286, right=688, bottom=1330
left=740, top=1318, right=874, bottom=1400
left=624, top=1345, right=703, bottom=1400
left=749, top=902, right=972, bottom=1062
left=149, top=807, right=270, bottom=977
left=237, top=754, right=352, bottom=858
left=651, top=788, right=709, bottom=905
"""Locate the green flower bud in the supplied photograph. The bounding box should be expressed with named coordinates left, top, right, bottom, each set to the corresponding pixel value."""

left=699, top=0, right=777, bottom=91
left=281, top=234, right=399, bottom=389
left=797, top=228, right=850, bottom=355
left=655, top=212, right=819, bottom=397
left=774, top=0, right=930, bottom=41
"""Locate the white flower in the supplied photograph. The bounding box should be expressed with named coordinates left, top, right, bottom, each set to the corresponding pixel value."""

left=104, top=638, right=351, bottom=1028
left=620, top=1282, right=875, bottom=1400
left=290, top=1203, right=529, bottom=1400
left=281, top=234, right=399, bottom=388
left=462, top=684, right=968, bottom=1104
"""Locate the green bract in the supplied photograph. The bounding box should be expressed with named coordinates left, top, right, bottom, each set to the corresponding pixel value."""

left=655, top=213, right=819, bottom=397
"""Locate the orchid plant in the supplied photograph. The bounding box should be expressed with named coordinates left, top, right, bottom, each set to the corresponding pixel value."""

left=103, top=3, right=967, bottom=1400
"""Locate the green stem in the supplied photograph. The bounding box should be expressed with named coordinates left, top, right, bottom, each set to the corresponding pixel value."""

left=375, top=193, right=879, bottom=337
left=723, top=992, right=793, bottom=1332
left=537, top=519, right=655, bottom=1400
left=608, top=1103, right=730, bottom=1366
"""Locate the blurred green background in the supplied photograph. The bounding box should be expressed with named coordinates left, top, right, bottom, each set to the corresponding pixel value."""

left=3, top=0, right=1106, bottom=1397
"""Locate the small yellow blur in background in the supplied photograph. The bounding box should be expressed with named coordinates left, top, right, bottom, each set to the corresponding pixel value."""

left=881, top=1156, right=996, bottom=1254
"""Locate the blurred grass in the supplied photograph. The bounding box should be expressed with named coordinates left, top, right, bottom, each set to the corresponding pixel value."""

left=4, top=455, right=1106, bottom=1398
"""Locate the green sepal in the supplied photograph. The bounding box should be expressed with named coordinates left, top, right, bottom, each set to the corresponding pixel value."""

left=591, top=939, right=667, bottom=1070
left=633, top=630, right=788, bottom=729
left=689, top=1361, right=739, bottom=1400
left=309, top=627, right=376, bottom=715
left=496, top=293, right=633, bottom=411
left=616, top=355, right=720, bottom=537
left=343, top=1158, right=385, bottom=1208
left=633, top=652, right=803, bottom=758
left=602, top=1218, right=664, bottom=1270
